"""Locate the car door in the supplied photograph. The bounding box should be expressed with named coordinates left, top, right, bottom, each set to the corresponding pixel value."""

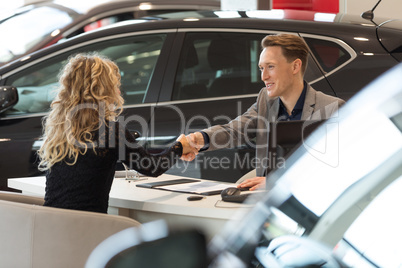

left=151, top=30, right=333, bottom=182
left=0, top=31, right=175, bottom=190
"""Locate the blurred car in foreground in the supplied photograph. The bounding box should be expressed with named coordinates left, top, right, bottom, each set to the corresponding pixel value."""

left=207, top=62, right=402, bottom=267
left=87, top=62, right=402, bottom=267
left=0, top=0, right=220, bottom=66
left=1, top=10, right=402, bottom=190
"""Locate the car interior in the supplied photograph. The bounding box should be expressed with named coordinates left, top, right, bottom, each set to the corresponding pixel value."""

left=172, top=33, right=265, bottom=101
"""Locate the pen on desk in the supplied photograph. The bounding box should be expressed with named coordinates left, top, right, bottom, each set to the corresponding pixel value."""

left=187, top=196, right=204, bottom=201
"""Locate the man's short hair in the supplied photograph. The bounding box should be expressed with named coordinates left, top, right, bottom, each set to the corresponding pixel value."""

left=261, top=34, right=309, bottom=74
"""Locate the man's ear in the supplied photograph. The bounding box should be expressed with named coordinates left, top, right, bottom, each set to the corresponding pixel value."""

left=292, top=58, right=302, bottom=74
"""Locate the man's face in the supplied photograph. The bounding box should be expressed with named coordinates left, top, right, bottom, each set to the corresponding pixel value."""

left=258, top=46, right=296, bottom=99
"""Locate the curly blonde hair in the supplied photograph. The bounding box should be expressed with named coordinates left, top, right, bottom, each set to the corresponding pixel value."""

left=38, top=53, right=124, bottom=171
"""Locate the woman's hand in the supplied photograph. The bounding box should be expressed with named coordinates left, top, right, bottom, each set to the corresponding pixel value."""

left=177, top=134, right=198, bottom=160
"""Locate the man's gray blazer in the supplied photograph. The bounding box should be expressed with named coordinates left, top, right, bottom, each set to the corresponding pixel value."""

left=202, top=85, right=345, bottom=177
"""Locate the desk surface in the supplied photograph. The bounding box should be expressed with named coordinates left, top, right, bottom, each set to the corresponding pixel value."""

left=8, top=174, right=252, bottom=239
left=109, top=174, right=250, bottom=220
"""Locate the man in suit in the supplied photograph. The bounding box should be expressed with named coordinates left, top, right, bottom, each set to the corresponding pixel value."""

left=181, top=34, right=345, bottom=190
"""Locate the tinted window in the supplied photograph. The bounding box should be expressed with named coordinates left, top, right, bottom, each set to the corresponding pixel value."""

left=304, top=37, right=351, bottom=73
left=5, top=34, right=166, bottom=116
left=172, top=33, right=330, bottom=101
left=172, top=32, right=265, bottom=101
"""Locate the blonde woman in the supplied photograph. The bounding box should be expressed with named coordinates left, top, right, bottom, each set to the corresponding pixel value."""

left=38, top=53, right=192, bottom=213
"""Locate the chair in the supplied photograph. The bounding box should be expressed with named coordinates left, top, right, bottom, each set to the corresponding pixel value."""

left=207, top=39, right=249, bottom=97
left=174, top=42, right=208, bottom=100
left=0, top=200, right=141, bottom=268
left=86, top=220, right=207, bottom=268
left=0, top=190, right=44, bottom=205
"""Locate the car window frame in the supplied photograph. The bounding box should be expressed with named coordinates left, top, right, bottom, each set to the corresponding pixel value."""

left=300, top=33, right=357, bottom=82
left=0, top=29, right=178, bottom=120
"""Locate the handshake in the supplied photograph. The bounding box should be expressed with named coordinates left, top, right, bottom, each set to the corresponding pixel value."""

left=176, top=132, right=204, bottom=161
left=176, top=132, right=266, bottom=191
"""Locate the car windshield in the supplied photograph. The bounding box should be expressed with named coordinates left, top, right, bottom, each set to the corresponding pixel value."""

left=262, top=65, right=402, bottom=234
left=284, top=111, right=401, bottom=217
left=334, top=175, right=402, bottom=267
left=0, top=5, right=77, bottom=63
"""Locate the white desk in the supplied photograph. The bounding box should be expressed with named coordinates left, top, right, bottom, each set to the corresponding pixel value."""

left=8, top=174, right=251, bottom=240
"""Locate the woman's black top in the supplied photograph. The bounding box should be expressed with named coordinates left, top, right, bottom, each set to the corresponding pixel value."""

left=43, top=122, right=183, bottom=213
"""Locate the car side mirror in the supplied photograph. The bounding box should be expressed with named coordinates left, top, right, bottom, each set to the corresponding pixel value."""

left=0, top=86, right=18, bottom=114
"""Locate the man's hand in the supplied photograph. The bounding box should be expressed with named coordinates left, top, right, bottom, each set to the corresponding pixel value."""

left=187, top=132, right=204, bottom=150
left=177, top=134, right=197, bottom=155
left=179, top=132, right=205, bottom=161
left=237, top=176, right=266, bottom=191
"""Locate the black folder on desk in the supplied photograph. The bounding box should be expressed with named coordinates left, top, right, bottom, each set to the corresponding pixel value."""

left=136, top=178, right=200, bottom=189
left=136, top=178, right=229, bottom=196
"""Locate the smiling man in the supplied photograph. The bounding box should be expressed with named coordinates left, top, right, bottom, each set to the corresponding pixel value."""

left=182, top=34, right=345, bottom=190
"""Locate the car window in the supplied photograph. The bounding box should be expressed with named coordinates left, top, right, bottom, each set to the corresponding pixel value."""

left=0, top=6, right=76, bottom=63
left=65, top=13, right=136, bottom=39
left=83, top=16, right=121, bottom=32
left=5, top=34, right=166, bottom=116
left=334, top=175, right=402, bottom=267
left=303, top=37, right=351, bottom=73
left=171, top=32, right=328, bottom=101
left=172, top=32, right=265, bottom=100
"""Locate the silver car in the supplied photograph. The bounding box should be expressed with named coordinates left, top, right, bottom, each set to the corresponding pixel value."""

left=0, top=0, right=220, bottom=66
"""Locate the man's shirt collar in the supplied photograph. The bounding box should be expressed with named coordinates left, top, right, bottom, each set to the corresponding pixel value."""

left=278, top=81, right=307, bottom=121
